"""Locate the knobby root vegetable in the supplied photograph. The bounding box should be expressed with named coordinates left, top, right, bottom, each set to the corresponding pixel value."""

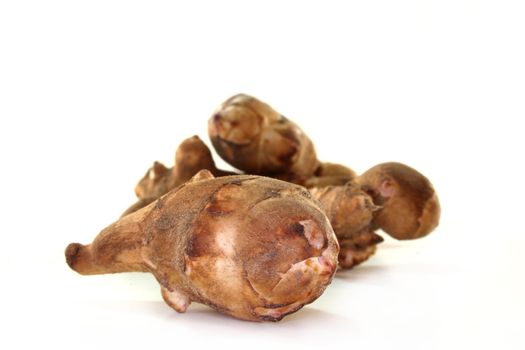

left=66, top=170, right=339, bottom=322
left=310, top=163, right=440, bottom=267
left=309, top=183, right=383, bottom=268
left=356, top=162, right=440, bottom=240
left=208, top=94, right=354, bottom=187
left=208, top=94, right=440, bottom=269
left=122, top=135, right=234, bottom=216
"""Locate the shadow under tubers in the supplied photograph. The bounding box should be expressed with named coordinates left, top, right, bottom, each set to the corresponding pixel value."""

left=66, top=170, right=339, bottom=322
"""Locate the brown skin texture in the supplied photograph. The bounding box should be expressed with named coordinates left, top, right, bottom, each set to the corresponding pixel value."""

left=276, top=162, right=357, bottom=188
left=310, top=184, right=383, bottom=268
left=122, top=135, right=235, bottom=216
left=66, top=171, right=339, bottom=322
left=207, top=94, right=440, bottom=269
left=208, top=94, right=315, bottom=176
left=356, top=162, right=441, bottom=240
left=304, top=162, right=357, bottom=188
left=309, top=162, right=440, bottom=268
left=209, top=94, right=353, bottom=187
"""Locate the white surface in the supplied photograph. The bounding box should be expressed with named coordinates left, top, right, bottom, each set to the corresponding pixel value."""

left=1, top=1, right=524, bottom=349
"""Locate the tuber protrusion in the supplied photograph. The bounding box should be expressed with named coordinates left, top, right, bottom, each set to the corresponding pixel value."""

left=310, top=183, right=383, bottom=267
left=122, top=135, right=235, bottom=216
left=66, top=171, right=339, bottom=322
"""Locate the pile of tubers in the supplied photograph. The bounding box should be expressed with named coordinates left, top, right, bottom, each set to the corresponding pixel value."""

left=66, top=94, right=440, bottom=322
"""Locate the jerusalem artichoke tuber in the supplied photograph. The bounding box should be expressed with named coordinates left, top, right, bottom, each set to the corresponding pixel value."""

left=208, top=94, right=440, bottom=268
left=356, top=162, right=440, bottom=240
left=310, top=163, right=440, bottom=267
left=122, top=135, right=234, bottom=216
left=66, top=171, right=339, bottom=322
left=208, top=94, right=354, bottom=187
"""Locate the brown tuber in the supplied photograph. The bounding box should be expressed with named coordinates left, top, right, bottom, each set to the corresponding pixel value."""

left=356, top=162, right=440, bottom=240
left=209, top=94, right=355, bottom=187
left=66, top=171, right=339, bottom=322
left=122, top=135, right=234, bottom=216
left=311, top=163, right=440, bottom=267
left=208, top=94, right=441, bottom=269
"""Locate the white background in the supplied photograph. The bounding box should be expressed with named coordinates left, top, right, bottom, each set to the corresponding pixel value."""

left=1, top=1, right=524, bottom=349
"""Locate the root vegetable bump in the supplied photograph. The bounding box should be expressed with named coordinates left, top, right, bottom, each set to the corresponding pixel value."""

left=122, top=135, right=234, bottom=216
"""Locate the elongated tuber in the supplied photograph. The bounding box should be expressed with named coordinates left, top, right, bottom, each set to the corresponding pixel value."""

left=122, top=135, right=234, bottom=216
left=209, top=94, right=354, bottom=187
left=66, top=171, right=339, bottom=322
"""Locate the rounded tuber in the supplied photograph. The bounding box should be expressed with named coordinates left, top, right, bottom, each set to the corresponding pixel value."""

left=356, top=162, right=440, bottom=240
left=66, top=171, right=339, bottom=322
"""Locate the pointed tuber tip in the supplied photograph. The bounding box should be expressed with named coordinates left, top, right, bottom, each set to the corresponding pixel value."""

left=65, top=243, right=84, bottom=271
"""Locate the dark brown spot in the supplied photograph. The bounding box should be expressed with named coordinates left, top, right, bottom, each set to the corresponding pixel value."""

left=186, top=235, right=208, bottom=258
left=290, top=222, right=305, bottom=235
left=263, top=302, right=288, bottom=308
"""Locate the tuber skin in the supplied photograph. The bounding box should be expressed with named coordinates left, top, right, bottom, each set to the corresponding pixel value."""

left=207, top=94, right=440, bottom=269
left=310, top=183, right=384, bottom=268
left=122, top=135, right=235, bottom=216
left=209, top=94, right=354, bottom=187
left=356, top=162, right=440, bottom=240
left=66, top=170, right=339, bottom=322
left=304, top=162, right=357, bottom=189
left=310, top=163, right=440, bottom=268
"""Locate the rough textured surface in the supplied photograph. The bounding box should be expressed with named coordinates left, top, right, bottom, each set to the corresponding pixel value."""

left=310, top=183, right=383, bottom=268
left=209, top=94, right=323, bottom=183
left=356, top=162, right=441, bottom=240
left=207, top=94, right=440, bottom=269
left=66, top=171, right=339, bottom=322
left=208, top=94, right=356, bottom=188
left=303, top=162, right=357, bottom=188
left=309, top=163, right=440, bottom=267
left=122, top=135, right=235, bottom=216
